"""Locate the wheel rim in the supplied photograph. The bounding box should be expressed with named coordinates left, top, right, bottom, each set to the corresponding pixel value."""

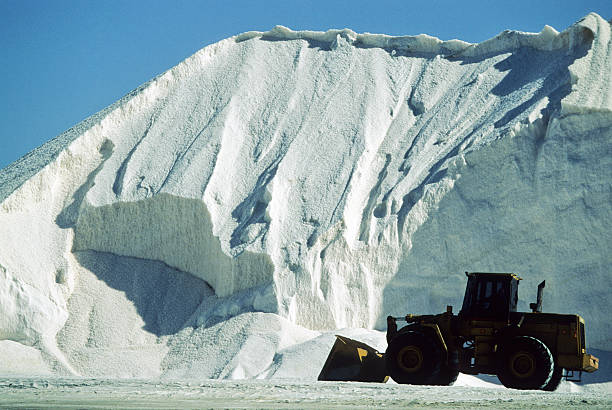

left=509, top=351, right=536, bottom=379
left=397, top=346, right=423, bottom=373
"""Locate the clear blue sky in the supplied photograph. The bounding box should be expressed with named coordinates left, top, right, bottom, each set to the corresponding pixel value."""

left=1, top=0, right=610, bottom=169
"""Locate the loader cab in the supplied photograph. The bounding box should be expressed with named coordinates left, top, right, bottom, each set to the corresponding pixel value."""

left=459, top=272, right=520, bottom=320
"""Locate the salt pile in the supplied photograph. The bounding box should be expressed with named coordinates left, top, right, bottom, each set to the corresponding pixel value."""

left=0, top=13, right=610, bottom=381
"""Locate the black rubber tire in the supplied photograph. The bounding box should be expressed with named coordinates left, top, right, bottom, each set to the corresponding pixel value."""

left=542, top=366, right=563, bottom=391
left=497, top=336, right=554, bottom=390
left=432, top=366, right=460, bottom=386
left=385, top=331, right=442, bottom=385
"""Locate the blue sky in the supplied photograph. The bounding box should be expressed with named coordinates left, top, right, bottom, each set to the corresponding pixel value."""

left=1, top=0, right=610, bottom=169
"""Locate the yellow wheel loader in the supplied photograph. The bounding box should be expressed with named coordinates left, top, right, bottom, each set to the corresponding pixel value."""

left=318, top=272, right=599, bottom=391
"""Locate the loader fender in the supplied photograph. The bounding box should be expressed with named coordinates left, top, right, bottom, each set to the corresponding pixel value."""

left=422, top=324, right=448, bottom=354
left=398, top=324, right=448, bottom=357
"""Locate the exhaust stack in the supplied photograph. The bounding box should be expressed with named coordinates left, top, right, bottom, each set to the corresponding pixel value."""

left=530, top=280, right=545, bottom=313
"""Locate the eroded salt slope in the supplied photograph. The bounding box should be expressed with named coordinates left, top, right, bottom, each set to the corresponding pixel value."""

left=0, top=13, right=610, bottom=378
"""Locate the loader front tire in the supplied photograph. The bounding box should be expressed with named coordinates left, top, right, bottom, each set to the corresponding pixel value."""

left=497, top=336, right=554, bottom=390
left=385, top=331, right=442, bottom=385
left=432, top=366, right=459, bottom=386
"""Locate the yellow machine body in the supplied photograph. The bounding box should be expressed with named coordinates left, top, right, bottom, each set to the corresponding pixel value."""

left=318, top=272, right=599, bottom=390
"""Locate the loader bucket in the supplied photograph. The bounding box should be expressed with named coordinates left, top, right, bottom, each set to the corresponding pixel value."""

left=318, top=335, right=388, bottom=382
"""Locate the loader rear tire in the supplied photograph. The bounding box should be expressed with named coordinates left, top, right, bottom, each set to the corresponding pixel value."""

left=497, top=336, right=553, bottom=390
left=542, top=366, right=563, bottom=391
left=385, top=331, right=442, bottom=385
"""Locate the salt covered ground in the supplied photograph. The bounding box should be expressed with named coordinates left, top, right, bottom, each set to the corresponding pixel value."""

left=1, top=377, right=611, bottom=409
left=0, top=11, right=611, bottom=404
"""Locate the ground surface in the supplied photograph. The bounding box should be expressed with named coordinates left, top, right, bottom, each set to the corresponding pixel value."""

left=1, top=377, right=611, bottom=409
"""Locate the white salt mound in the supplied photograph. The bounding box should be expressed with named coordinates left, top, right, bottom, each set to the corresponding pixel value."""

left=0, top=13, right=610, bottom=382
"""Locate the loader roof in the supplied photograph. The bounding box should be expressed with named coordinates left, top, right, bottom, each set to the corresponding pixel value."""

left=465, top=272, right=522, bottom=281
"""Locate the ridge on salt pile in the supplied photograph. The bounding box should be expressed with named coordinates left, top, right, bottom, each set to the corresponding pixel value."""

left=0, top=13, right=610, bottom=380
